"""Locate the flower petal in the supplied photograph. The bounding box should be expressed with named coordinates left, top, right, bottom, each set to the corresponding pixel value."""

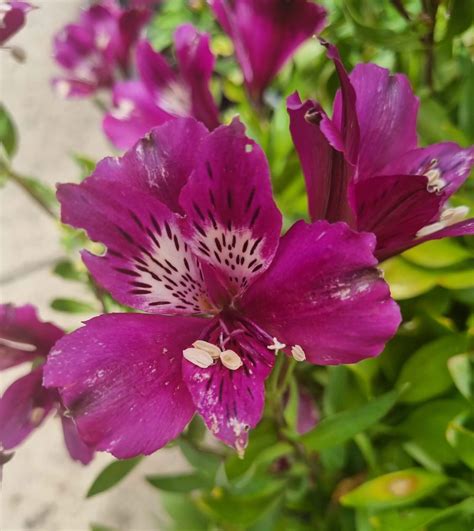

left=136, top=39, right=176, bottom=94
left=103, top=80, right=171, bottom=150
left=179, top=119, right=282, bottom=298
left=43, top=314, right=204, bottom=458
left=380, top=142, right=474, bottom=197
left=94, top=117, right=209, bottom=213
left=351, top=174, right=443, bottom=261
left=61, top=416, right=95, bottom=465
left=182, top=321, right=274, bottom=452
left=0, top=2, right=30, bottom=45
left=240, top=221, right=401, bottom=365
left=0, top=304, right=64, bottom=370
left=210, top=0, right=326, bottom=100
left=287, top=92, right=355, bottom=223
left=334, top=63, right=419, bottom=178
left=174, top=23, right=220, bottom=130
left=58, top=180, right=210, bottom=315
left=0, top=368, right=55, bottom=450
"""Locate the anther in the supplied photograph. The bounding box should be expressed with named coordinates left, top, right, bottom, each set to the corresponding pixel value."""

left=291, top=345, right=306, bottom=362
left=416, top=205, right=469, bottom=238
left=192, top=340, right=221, bottom=359
left=220, top=349, right=243, bottom=370
left=267, top=337, right=286, bottom=352
left=183, top=348, right=214, bottom=368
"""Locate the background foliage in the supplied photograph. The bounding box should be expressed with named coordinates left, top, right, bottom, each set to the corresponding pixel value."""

left=1, top=0, right=473, bottom=530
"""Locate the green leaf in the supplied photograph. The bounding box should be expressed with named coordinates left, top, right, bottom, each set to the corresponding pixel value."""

left=445, top=0, right=474, bottom=39
left=72, top=153, right=96, bottom=180
left=382, top=258, right=437, bottom=300
left=301, top=389, right=399, bottom=451
left=0, top=104, right=17, bottom=158
left=448, top=354, right=474, bottom=402
left=402, top=239, right=472, bottom=268
left=90, top=524, right=116, bottom=531
left=340, top=468, right=448, bottom=509
left=446, top=412, right=474, bottom=469
left=146, top=473, right=212, bottom=493
left=160, top=492, right=209, bottom=531
left=87, top=457, right=142, bottom=497
left=177, top=439, right=220, bottom=478
left=51, top=298, right=96, bottom=314
left=399, top=399, right=464, bottom=466
left=369, top=497, right=474, bottom=531
left=396, top=335, right=469, bottom=403
left=53, top=259, right=85, bottom=282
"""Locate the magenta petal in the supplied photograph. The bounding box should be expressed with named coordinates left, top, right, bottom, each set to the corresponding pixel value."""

left=103, top=81, right=171, bottom=149
left=116, top=8, right=151, bottom=69
left=44, top=314, right=204, bottom=458
left=340, top=63, right=419, bottom=178
left=0, top=2, right=32, bottom=45
left=0, top=304, right=64, bottom=370
left=94, top=117, right=209, bottom=212
left=287, top=93, right=355, bottom=224
left=0, top=368, right=55, bottom=450
left=210, top=0, right=326, bottom=100
left=240, top=221, right=401, bottom=365
left=380, top=143, right=474, bottom=197
left=58, top=180, right=209, bottom=315
left=52, top=77, right=97, bottom=99
left=174, top=24, right=220, bottom=130
left=352, top=174, right=443, bottom=261
left=182, top=324, right=274, bottom=452
left=179, top=119, right=282, bottom=297
left=322, top=41, right=360, bottom=164
left=61, top=416, right=95, bottom=465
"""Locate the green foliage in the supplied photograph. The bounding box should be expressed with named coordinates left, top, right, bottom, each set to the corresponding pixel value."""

left=87, top=457, right=143, bottom=497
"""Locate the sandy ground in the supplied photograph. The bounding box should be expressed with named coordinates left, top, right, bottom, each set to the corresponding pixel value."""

left=1, top=2, right=186, bottom=529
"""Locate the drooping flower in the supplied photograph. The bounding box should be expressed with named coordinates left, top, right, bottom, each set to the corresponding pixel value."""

left=52, top=0, right=150, bottom=98
left=288, top=41, right=474, bottom=261
left=103, top=24, right=219, bottom=149
left=0, top=304, right=94, bottom=464
left=44, top=117, right=400, bottom=458
left=0, top=1, right=34, bottom=46
left=209, top=0, right=327, bottom=102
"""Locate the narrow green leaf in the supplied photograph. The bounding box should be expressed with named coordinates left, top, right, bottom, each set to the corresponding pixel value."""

left=301, top=389, right=399, bottom=451
left=446, top=412, right=474, bottom=470
left=0, top=104, right=17, bottom=157
left=51, top=298, right=96, bottom=314
left=87, top=457, right=142, bottom=497
left=341, top=468, right=448, bottom=509
left=146, top=473, right=212, bottom=493
left=448, top=354, right=474, bottom=401
left=396, top=335, right=469, bottom=403
left=53, top=259, right=85, bottom=282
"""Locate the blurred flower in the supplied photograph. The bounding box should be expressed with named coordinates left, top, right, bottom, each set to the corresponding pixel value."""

left=209, top=0, right=327, bottom=102
left=52, top=0, right=150, bottom=98
left=104, top=24, right=220, bottom=149
left=44, top=117, right=400, bottom=458
left=288, top=41, right=474, bottom=261
left=0, top=1, right=34, bottom=46
left=0, top=304, right=94, bottom=464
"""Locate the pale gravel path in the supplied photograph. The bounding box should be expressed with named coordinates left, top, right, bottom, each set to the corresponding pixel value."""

left=1, top=2, right=186, bottom=529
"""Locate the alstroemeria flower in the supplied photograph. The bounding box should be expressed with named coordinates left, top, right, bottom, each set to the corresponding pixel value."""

left=104, top=24, right=219, bottom=149
left=52, top=0, right=150, bottom=98
left=0, top=1, right=33, bottom=46
left=288, top=42, right=474, bottom=261
left=0, top=304, right=94, bottom=464
left=209, top=0, right=327, bottom=101
left=44, top=118, right=400, bottom=458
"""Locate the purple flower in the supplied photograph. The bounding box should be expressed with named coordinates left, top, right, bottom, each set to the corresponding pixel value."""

left=52, top=0, right=150, bottom=99
left=0, top=1, right=33, bottom=46
left=103, top=25, right=219, bottom=149
left=44, top=117, right=400, bottom=458
left=0, top=304, right=94, bottom=464
left=288, top=42, right=474, bottom=261
left=210, top=0, right=327, bottom=102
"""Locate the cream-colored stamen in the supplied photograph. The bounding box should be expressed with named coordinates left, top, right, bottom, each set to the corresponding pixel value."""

left=416, top=205, right=469, bottom=238
left=291, top=345, right=306, bottom=362
left=0, top=337, right=37, bottom=352
left=183, top=347, right=214, bottom=368
left=192, top=340, right=221, bottom=359
left=220, top=349, right=243, bottom=370
left=266, top=337, right=286, bottom=352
